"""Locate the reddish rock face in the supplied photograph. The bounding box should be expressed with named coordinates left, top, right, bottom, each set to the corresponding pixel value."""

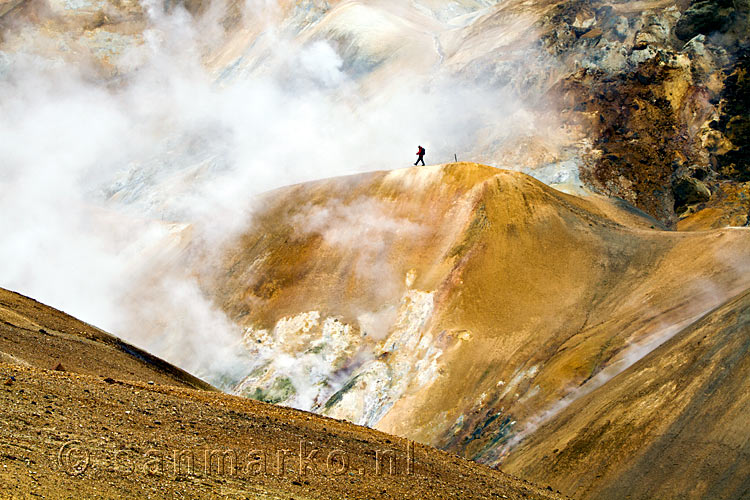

left=536, top=0, right=749, bottom=226
left=713, top=48, right=750, bottom=183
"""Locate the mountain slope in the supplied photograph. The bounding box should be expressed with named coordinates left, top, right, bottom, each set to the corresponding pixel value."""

left=0, top=291, right=563, bottom=500
left=0, top=287, right=214, bottom=391
left=193, top=163, right=750, bottom=466
left=502, top=288, right=750, bottom=500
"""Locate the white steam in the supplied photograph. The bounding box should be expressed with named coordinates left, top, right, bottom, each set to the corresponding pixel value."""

left=291, top=197, right=425, bottom=302
left=0, top=0, right=530, bottom=386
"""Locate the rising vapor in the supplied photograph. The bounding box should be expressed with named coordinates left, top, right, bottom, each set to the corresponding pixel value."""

left=0, top=0, right=533, bottom=386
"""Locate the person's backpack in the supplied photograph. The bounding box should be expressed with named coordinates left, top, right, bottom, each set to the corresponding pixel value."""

left=418, top=146, right=425, bottom=155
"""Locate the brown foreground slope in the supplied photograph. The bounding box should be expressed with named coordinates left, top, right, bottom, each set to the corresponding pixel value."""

left=503, top=288, right=750, bottom=500
left=0, top=290, right=563, bottom=500
left=0, top=288, right=213, bottom=391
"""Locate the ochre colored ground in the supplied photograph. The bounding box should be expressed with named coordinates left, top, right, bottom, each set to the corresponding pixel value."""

left=0, top=287, right=563, bottom=499
left=199, top=164, right=750, bottom=493
left=504, top=289, right=750, bottom=500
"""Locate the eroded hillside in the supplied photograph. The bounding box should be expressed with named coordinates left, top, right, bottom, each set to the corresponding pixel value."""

left=0, top=287, right=213, bottom=390
left=189, top=163, right=750, bottom=492
left=503, top=288, right=750, bottom=500
left=0, top=289, right=563, bottom=500
left=2, top=0, right=750, bottom=498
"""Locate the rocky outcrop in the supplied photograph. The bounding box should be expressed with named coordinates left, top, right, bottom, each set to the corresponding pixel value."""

left=673, top=175, right=711, bottom=212
left=712, top=47, right=750, bottom=181
left=675, top=0, right=736, bottom=41
left=233, top=289, right=441, bottom=427
left=530, top=0, right=749, bottom=225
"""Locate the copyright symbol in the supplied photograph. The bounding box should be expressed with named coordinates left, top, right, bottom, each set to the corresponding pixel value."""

left=58, top=440, right=89, bottom=476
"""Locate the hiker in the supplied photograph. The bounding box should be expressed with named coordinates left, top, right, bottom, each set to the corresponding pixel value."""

left=414, top=145, right=425, bottom=166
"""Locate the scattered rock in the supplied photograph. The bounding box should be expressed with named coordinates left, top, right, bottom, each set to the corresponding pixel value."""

left=674, top=176, right=712, bottom=211
left=612, top=16, right=630, bottom=39
left=632, top=17, right=668, bottom=50
left=53, top=363, right=65, bottom=372
left=580, top=27, right=603, bottom=40
left=675, top=0, right=734, bottom=41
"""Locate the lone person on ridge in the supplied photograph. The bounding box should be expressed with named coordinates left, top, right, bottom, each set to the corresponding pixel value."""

left=414, top=145, right=426, bottom=166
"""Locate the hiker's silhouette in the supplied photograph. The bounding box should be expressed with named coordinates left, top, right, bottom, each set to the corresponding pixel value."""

left=415, top=146, right=425, bottom=166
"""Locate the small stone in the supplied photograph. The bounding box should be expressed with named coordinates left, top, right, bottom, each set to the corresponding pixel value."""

left=580, top=27, right=603, bottom=40
left=674, top=176, right=711, bottom=211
